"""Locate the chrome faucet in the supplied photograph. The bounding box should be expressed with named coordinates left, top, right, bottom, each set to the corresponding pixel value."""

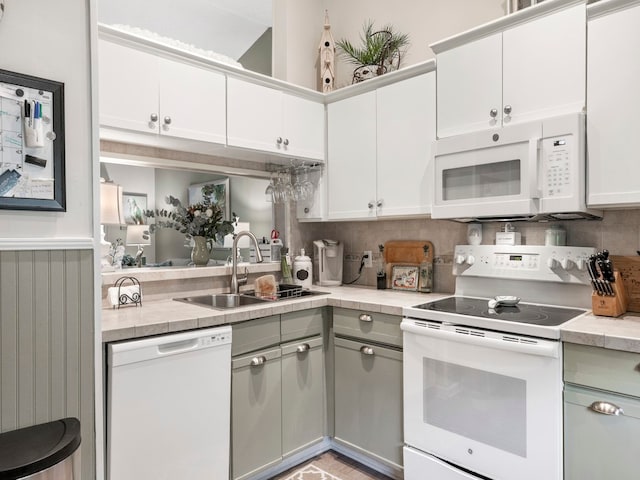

left=230, top=231, right=263, bottom=294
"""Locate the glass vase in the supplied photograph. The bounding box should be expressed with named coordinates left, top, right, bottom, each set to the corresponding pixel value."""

left=191, top=236, right=211, bottom=267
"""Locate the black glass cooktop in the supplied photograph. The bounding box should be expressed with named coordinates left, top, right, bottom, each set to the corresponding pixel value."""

left=414, top=296, right=585, bottom=327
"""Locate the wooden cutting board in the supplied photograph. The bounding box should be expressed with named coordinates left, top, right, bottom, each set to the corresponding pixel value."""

left=384, top=240, right=434, bottom=265
left=610, top=256, right=640, bottom=312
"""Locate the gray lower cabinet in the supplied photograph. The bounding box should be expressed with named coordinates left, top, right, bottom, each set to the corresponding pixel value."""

left=333, top=336, right=403, bottom=468
left=564, top=343, right=640, bottom=480
left=231, top=346, right=282, bottom=480
left=281, top=336, right=325, bottom=457
left=231, top=309, right=327, bottom=480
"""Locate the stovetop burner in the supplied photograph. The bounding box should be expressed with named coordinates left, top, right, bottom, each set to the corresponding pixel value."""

left=414, top=297, right=585, bottom=327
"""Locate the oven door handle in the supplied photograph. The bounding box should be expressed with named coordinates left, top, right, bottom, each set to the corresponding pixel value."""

left=401, top=321, right=559, bottom=358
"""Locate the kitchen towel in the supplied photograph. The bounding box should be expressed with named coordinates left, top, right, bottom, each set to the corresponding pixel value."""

left=108, top=285, right=141, bottom=307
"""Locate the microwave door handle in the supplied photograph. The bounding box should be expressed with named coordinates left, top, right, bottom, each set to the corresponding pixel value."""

left=528, top=137, right=541, bottom=199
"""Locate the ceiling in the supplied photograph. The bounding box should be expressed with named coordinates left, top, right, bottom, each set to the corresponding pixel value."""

left=98, top=0, right=272, bottom=61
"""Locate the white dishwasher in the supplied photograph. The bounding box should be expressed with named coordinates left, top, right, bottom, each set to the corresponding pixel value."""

left=107, top=326, right=232, bottom=480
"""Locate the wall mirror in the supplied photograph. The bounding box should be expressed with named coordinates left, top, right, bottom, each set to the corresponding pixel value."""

left=101, top=159, right=278, bottom=268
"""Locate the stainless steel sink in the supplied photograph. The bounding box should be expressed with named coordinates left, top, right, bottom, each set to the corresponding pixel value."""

left=174, top=293, right=270, bottom=310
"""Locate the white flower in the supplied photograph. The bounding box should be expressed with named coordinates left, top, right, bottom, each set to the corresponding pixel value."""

left=205, top=208, right=213, bottom=218
left=193, top=210, right=201, bottom=217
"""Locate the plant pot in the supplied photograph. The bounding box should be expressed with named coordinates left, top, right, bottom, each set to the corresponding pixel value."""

left=191, top=236, right=211, bottom=266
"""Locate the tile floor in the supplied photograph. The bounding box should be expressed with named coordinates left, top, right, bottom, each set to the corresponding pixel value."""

left=272, top=450, right=393, bottom=480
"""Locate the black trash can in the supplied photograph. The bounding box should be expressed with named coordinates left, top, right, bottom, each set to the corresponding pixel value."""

left=0, top=417, right=81, bottom=479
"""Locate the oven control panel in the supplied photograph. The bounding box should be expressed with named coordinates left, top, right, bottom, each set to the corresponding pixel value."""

left=453, top=244, right=595, bottom=284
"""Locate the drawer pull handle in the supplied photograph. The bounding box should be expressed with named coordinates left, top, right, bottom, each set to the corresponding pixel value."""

left=589, top=401, right=624, bottom=416
left=360, top=346, right=375, bottom=356
left=296, top=343, right=310, bottom=353
left=250, top=356, right=267, bottom=367
left=359, top=313, right=372, bottom=322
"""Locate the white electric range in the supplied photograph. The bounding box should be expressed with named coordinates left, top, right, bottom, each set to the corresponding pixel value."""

left=402, top=244, right=594, bottom=480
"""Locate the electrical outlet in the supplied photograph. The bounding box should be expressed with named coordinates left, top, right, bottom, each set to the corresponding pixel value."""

left=363, top=251, right=373, bottom=268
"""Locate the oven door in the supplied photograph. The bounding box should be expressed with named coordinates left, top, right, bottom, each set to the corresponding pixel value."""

left=431, top=119, right=542, bottom=220
left=401, top=319, right=563, bottom=480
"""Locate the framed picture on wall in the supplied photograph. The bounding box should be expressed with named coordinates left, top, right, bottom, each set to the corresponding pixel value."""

left=188, top=178, right=230, bottom=220
left=122, top=192, right=147, bottom=225
left=511, top=0, right=545, bottom=12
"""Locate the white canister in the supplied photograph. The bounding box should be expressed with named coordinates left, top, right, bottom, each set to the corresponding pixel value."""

left=545, top=225, right=566, bottom=246
left=467, top=223, right=482, bottom=245
left=293, top=248, right=313, bottom=289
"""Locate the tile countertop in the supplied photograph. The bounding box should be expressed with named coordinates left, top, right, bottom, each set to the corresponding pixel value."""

left=561, top=311, right=640, bottom=354
left=101, top=285, right=448, bottom=343
left=102, top=285, right=640, bottom=353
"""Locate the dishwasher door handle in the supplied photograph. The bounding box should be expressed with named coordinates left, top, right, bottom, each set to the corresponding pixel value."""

left=157, top=338, right=199, bottom=355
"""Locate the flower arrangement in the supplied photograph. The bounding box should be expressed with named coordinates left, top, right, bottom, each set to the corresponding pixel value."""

left=144, top=186, right=234, bottom=241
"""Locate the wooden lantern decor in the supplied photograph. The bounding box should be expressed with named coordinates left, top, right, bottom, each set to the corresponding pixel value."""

left=318, top=10, right=336, bottom=92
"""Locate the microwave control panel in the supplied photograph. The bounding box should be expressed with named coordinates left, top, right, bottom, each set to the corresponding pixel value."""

left=542, top=134, right=574, bottom=198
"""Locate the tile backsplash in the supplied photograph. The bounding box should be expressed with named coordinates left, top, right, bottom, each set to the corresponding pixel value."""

left=291, top=209, right=640, bottom=294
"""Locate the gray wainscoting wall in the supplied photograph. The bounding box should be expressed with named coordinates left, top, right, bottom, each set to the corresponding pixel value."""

left=0, top=249, right=95, bottom=479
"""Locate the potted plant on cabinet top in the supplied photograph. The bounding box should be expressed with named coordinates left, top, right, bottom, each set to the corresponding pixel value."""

left=336, top=20, right=410, bottom=84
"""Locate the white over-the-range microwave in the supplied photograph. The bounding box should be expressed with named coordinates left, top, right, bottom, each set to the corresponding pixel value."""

left=431, top=113, right=602, bottom=222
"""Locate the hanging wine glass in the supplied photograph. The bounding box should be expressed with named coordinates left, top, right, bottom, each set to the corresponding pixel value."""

left=264, top=175, right=275, bottom=203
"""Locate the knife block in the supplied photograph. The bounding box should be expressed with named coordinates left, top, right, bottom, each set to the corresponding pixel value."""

left=591, top=271, right=628, bottom=317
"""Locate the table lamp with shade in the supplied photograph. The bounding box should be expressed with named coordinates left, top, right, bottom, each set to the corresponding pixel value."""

left=126, top=224, right=151, bottom=267
left=100, top=179, right=124, bottom=270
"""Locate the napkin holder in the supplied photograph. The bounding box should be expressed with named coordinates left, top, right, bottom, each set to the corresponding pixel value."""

left=109, top=276, right=142, bottom=309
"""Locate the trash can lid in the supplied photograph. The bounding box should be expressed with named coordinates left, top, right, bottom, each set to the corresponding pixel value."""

left=0, top=417, right=81, bottom=479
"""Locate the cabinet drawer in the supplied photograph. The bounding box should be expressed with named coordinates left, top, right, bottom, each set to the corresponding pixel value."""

left=281, top=308, right=325, bottom=343
left=564, top=384, right=640, bottom=480
left=232, top=315, right=280, bottom=356
left=564, top=343, right=640, bottom=397
left=333, top=307, right=402, bottom=347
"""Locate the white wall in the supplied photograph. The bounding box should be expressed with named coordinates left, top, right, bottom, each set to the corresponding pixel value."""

left=0, top=0, right=94, bottom=241
left=274, top=0, right=506, bottom=89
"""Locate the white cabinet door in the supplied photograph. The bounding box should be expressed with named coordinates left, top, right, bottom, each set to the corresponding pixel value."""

left=227, top=77, right=282, bottom=153
left=587, top=2, right=640, bottom=207
left=282, top=93, right=324, bottom=161
left=99, top=39, right=159, bottom=134
left=327, top=92, right=377, bottom=220
left=377, top=73, right=435, bottom=217
left=436, top=33, right=502, bottom=138
left=158, top=58, right=226, bottom=144
left=502, top=2, right=586, bottom=126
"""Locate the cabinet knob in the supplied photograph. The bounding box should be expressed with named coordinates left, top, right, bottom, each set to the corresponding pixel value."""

left=250, top=355, right=267, bottom=367
left=276, top=137, right=283, bottom=144
left=163, top=116, right=172, bottom=125
left=368, top=201, right=375, bottom=209
left=283, top=138, right=289, bottom=146
left=503, top=105, right=512, bottom=116
left=360, top=346, right=375, bottom=356
left=589, top=401, right=624, bottom=416
left=150, top=113, right=158, bottom=122
left=296, top=343, right=310, bottom=353
left=376, top=199, right=383, bottom=208
left=489, top=108, right=498, bottom=118
left=359, top=313, right=373, bottom=322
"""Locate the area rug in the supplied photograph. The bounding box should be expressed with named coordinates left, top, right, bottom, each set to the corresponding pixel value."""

left=283, top=464, right=343, bottom=480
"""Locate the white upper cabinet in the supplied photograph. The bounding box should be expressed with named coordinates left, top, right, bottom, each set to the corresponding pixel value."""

left=327, top=91, right=377, bottom=220
left=99, top=39, right=226, bottom=144
left=376, top=73, right=435, bottom=217
left=434, top=0, right=586, bottom=138
left=436, top=34, right=502, bottom=138
left=327, top=68, right=436, bottom=221
left=227, top=77, right=325, bottom=161
left=587, top=0, right=640, bottom=208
